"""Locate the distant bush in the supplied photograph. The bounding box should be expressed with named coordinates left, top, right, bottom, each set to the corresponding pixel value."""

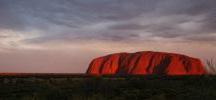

left=206, top=59, right=216, bottom=74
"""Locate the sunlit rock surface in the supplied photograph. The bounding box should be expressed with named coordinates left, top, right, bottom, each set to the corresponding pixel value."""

left=87, top=51, right=206, bottom=75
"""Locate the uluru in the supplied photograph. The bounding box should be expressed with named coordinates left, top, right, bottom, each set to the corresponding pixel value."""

left=87, top=51, right=207, bottom=75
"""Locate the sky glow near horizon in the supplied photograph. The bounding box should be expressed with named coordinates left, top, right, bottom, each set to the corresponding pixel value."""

left=0, top=0, right=216, bottom=73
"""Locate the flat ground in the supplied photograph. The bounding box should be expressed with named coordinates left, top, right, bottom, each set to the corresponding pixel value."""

left=0, top=75, right=215, bottom=100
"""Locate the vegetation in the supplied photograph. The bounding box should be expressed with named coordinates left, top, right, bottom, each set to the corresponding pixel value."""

left=206, top=59, right=216, bottom=74
left=0, top=75, right=216, bottom=100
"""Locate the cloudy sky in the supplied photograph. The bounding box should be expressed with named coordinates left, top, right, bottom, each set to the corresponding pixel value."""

left=0, top=0, right=216, bottom=73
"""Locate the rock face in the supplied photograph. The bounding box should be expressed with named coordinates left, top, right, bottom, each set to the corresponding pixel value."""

left=86, top=51, right=207, bottom=75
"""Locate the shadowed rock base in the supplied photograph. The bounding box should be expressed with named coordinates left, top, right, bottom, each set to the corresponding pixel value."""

left=87, top=51, right=207, bottom=75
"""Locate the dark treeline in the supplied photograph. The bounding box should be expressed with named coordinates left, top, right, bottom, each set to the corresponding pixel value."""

left=0, top=75, right=216, bottom=100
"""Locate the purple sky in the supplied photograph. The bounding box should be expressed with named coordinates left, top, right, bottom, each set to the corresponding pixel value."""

left=0, top=0, right=216, bottom=73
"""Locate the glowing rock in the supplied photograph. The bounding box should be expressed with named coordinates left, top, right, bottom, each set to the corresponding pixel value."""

left=87, top=51, right=206, bottom=75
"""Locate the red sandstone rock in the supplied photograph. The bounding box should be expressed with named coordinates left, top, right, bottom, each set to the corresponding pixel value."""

left=86, top=51, right=207, bottom=75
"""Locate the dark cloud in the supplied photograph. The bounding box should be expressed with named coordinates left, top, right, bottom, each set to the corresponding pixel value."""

left=109, top=23, right=148, bottom=30
left=0, top=1, right=26, bottom=30
left=99, top=32, right=140, bottom=41
left=185, top=34, right=216, bottom=42
left=0, top=0, right=215, bottom=44
left=155, top=0, right=215, bottom=15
